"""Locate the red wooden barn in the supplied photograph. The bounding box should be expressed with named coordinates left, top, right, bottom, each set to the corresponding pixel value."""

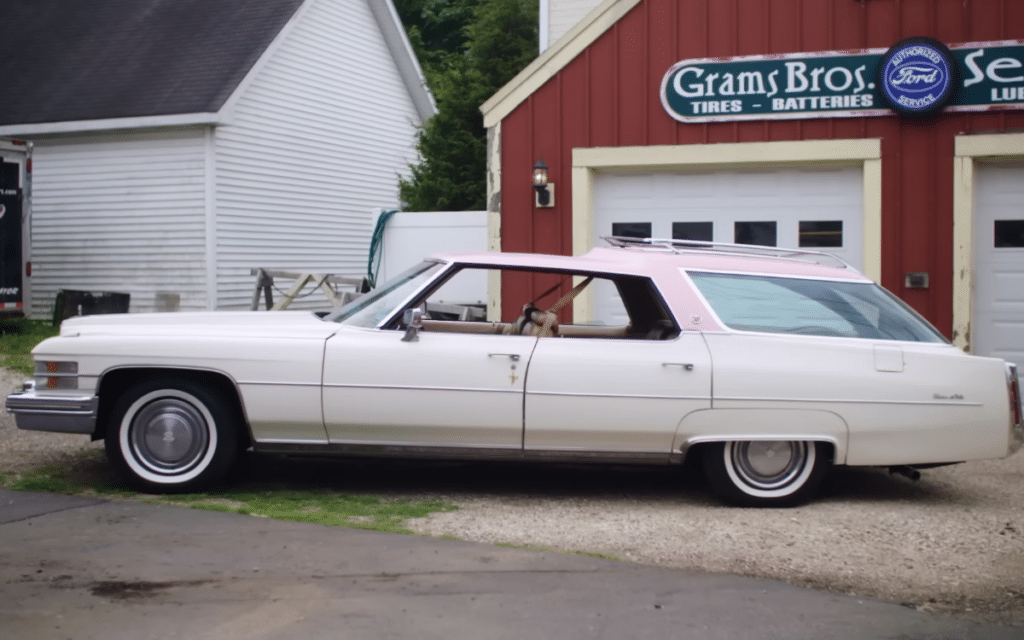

left=481, top=0, right=1024, bottom=364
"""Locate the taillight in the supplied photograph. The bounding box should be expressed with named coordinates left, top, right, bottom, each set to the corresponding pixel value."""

left=1007, top=364, right=1023, bottom=455
left=1010, top=365, right=1021, bottom=427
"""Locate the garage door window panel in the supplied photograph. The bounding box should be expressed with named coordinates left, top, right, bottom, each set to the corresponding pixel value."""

left=673, top=222, right=714, bottom=242
left=799, top=221, right=843, bottom=248
left=735, top=221, right=777, bottom=246
left=612, top=222, right=652, bottom=239
left=994, top=220, right=1024, bottom=248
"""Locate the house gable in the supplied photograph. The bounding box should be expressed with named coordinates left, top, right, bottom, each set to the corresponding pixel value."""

left=0, top=0, right=434, bottom=136
left=0, top=0, right=304, bottom=126
left=211, top=0, right=431, bottom=309
left=14, top=0, right=436, bottom=316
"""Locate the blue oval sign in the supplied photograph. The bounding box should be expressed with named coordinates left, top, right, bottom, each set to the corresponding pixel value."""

left=879, top=38, right=955, bottom=115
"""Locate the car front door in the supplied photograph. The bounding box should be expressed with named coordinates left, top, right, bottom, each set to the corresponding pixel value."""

left=322, top=327, right=535, bottom=449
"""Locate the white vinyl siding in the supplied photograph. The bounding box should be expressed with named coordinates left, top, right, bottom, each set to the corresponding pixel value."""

left=30, top=129, right=208, bottom=316
left=548, top=0, right=603, bottom=49
left=20, top=0, right=426, bottom=318
left=213, top=0, right=422, bottom=310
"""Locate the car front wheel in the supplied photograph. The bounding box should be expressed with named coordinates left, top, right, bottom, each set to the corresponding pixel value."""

left=105, top=378, right=239, bottom=493
left=702, top=440, right=829, bottom=507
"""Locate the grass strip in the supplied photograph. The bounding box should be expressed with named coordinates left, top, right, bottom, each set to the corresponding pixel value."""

left=0, top=318, right=59, bottom=376
left=0, top=453, right=457, bottom=535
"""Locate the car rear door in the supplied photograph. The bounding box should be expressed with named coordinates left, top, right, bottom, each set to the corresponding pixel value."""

left=523, top=334, right=712, bottom=458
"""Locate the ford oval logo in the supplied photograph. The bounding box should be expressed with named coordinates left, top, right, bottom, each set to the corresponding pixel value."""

left=886, top=63, right=945, bottom=94
left=878, top=37, right=956, bottom=116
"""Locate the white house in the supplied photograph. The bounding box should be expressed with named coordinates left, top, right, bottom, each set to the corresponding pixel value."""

left=539, top=0, right=603, bottom=53
left=0, top=0, right=435, bottom=315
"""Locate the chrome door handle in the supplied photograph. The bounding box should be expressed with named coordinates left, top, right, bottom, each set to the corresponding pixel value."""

left=489, top=353, right=521, bottom=361
left=663, top=362, right=694, bottom=371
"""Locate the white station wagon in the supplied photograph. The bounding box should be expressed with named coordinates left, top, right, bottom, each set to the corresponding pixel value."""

left=7, top=238, right=1023, bottom=507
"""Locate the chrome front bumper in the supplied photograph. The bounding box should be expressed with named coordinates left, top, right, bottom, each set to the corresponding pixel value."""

left=5, top=381, right=99, bottom=434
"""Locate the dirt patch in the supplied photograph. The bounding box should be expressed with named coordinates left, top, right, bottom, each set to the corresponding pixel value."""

left=89, top=579, right=211, bottom=600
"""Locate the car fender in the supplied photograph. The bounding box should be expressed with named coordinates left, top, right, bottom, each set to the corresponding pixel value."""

left=673, top=409, right=849, bottom=464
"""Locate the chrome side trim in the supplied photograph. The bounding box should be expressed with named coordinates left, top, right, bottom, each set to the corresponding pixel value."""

left=322, top=383, right=521, bottom=394
left=256, top=438, right=331, bottom=445
left=254, top=441, right=679, bottom=465
left=322, top=384, right=708, bottom=400
left=5, top=389, right=99, bottom=434
left=526, top=390, right=710, bottom=401
left=236, top=381, right=321, bottom=388
left=715, top=396, right=983, bottom=407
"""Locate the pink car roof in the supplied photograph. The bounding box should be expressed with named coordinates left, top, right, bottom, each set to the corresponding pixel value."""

left=430, top=247, right=872, bottom=282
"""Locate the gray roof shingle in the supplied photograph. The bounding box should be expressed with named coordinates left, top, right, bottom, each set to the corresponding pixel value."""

left=0, top=0, right=305, bottom=126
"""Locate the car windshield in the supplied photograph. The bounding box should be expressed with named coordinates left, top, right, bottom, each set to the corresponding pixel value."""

left=687, top=271, right=948, bottom=343
left=325, top=261, right=445, bottom=327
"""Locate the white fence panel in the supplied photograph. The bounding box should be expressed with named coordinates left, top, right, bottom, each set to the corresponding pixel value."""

left=375, top=210, right=488, bottom=285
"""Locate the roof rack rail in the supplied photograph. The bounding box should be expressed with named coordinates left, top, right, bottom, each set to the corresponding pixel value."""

left=600, top=236, right=857, bottom=271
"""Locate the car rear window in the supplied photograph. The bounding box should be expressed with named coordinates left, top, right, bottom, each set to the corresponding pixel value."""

left=687, top=271, right=948, bottom=343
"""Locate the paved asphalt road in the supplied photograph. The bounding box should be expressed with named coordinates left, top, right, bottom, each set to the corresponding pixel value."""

left=0, top=488, right=1019, bottom=640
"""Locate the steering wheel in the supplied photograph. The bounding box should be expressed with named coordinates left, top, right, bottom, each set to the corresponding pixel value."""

left=511, top=305, right=552, bottom=336
left=508, top=277, right=594, bottom=337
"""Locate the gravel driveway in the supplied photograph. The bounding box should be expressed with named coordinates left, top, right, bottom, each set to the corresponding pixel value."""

left=2, top=368, right=1022, bottom=626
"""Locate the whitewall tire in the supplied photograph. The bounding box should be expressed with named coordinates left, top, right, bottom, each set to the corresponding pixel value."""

left=702, top=440, right=829, bottom=507
left=105, top=378, right=239, bottom=493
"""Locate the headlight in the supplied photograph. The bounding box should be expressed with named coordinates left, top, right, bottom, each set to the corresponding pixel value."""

left=34, top=361, right=79, bottom=390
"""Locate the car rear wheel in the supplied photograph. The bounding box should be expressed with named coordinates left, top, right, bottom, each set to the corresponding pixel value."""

left=702, top=440, right=829, bottom=507
left=105, top=377, right=239, bottom=493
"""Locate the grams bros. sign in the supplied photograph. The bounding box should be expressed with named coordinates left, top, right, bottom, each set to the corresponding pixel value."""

left=660, top=39, right=1024, bottom=123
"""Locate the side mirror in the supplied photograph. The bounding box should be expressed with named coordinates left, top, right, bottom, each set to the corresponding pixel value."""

left=401, top=307, right=424, bottom=342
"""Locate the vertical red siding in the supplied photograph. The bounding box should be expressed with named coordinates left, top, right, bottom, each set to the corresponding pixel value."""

left=648, top=0, right=678, bottom=143
left=498, top=0, right=1024, bottom=334
left=618, top=10, right=649, bottom=145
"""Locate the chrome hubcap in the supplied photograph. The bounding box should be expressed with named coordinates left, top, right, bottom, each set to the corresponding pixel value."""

left=731, top=441, right=808, bottom=490
left=130, top=398, right=209, bottom=475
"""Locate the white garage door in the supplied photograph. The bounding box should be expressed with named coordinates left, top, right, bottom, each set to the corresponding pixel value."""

left=973, top=161, right=1024, bottom=367
left=592, top=166, right=864, bottom=324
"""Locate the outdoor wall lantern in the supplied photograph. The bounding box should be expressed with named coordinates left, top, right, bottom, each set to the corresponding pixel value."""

left=532, top=157, right=554, bottom=208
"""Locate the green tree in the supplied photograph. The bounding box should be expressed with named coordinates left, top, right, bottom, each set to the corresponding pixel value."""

left=392, top=0, right=479, bottom=82
left=398, top=0, right=538, bottom=212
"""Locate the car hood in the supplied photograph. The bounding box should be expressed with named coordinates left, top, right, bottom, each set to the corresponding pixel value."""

left=55, top=311, right=340, bottom=340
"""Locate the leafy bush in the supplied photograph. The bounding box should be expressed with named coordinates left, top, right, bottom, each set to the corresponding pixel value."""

left=0, top=318, right=59, bottom=376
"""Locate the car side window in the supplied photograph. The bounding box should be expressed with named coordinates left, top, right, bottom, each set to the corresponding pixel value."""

left=689, top=272, right=858, bottom=336
left=404, top=267, right=679, bottom=340
left=687, top=271, right=947, bottom=342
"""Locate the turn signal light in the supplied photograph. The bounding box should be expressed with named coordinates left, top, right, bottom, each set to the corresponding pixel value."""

left=34, top=361, right=78, bottom=390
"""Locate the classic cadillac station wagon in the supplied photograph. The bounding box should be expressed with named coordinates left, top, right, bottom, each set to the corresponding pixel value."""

left=7, top=238, right=1023, bottom=506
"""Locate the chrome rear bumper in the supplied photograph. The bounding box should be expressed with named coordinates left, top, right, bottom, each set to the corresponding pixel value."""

left=5, top=381, right=98, bottom=434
